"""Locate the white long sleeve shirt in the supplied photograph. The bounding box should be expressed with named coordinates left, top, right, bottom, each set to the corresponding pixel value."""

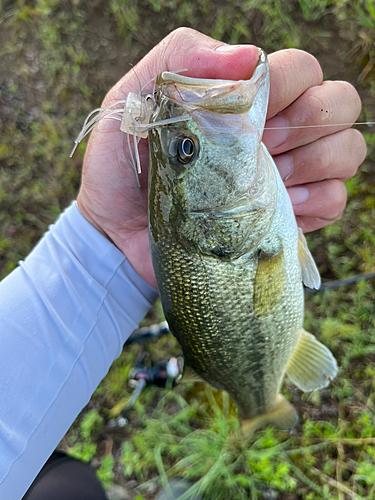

left=0, top=202, right=158, bottom=500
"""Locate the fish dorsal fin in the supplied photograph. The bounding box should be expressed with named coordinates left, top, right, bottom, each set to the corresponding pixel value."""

left=298, top=228, right=321, bottom=289
left=286, top=329, right=338, bottom=392
left=240, top=394, right=298, bottom=437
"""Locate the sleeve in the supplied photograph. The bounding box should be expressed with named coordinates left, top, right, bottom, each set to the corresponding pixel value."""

left=0, top=202, right=159, bottom=500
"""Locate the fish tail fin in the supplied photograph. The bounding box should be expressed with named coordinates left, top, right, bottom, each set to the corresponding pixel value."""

left=240, top=395, right=298, bottom=438
left=286, top=329, right=338, bottom=392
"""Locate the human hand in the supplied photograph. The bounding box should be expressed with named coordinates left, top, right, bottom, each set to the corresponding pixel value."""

left=77, top=28, right=366, bottom=288
left=263, top=49, right=366, bottom=233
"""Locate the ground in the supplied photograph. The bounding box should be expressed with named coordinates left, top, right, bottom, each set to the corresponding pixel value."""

left=1, top=1, right=375, bottom=499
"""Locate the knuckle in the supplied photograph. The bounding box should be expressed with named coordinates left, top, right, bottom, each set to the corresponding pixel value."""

left=164, top=27, right=198, bottom=48
left=167, top=26, right=195, bottom=39
left=159, top=27, right=201, bottom=71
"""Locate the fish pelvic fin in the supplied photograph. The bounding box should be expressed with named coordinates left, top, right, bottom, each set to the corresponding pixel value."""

left=180, top=364, right=206, bottom=384
left=240, top=395, right=298, bottom=438
left=286, top=329, right=338, bottom=392
left=298, top=228, right=321, bottom=289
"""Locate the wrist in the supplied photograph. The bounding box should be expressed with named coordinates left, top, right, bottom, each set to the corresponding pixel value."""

left=76, top=196, right=115, bottom=244
left=76, top=195, right=157, bottom=290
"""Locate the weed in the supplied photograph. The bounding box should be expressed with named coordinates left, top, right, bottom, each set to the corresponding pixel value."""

left=298, top=0, right=333, bottom=22
left=1, top=0, right=375, bottom=497
left=97, top=454, right=115, bottom=487
left=332, top=0, right=375, bottom=82
left=68, top=410, right=104, bottom=462
left=69, top=442, right=97, bottom=462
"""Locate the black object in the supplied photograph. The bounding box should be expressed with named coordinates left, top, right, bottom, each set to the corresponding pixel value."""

left=22, top=451, right=107, bottom=500
left=130, top=356, right=177, bottom=388
left=108, top=355, right=182, bottom=429
left=305, top=271, right=375, bottom=295
left=126, top=321, right=170, bottom=345
left=122, top=356, right=181, bottom=417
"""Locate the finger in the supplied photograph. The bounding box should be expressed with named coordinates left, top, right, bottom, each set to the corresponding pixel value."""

left=263, top=80, right=362, bottom=155
left=267, top=49, right=323, bottom=118
left=287, top=179, right=347, bottom=226
left=296, top=216, right=338, bottom=233
left=103, top=27, right=260, bottom=106
left=274, top=128, right=367, bottom=186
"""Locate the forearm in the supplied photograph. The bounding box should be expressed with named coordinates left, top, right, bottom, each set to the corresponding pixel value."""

left=0, top=202, right=158, bottom=500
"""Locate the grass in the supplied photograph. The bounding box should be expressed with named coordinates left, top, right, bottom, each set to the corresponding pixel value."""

left=1, top=0, right=375, bottom=498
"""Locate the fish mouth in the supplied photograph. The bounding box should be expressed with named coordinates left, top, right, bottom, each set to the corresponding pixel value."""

left=156, top=49, right=267, bottom=115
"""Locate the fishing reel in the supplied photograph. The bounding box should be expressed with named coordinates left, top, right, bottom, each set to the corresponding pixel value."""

left=107, top=342, right=183, bottom=429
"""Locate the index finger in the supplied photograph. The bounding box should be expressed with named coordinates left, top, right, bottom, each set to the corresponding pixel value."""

left=103, top=28, right=260, bottom=107
left=267, top=49, right=323, bottom=119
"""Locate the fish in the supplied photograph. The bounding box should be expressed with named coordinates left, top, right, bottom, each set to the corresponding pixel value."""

left=147, top=49, right=338, bottom=436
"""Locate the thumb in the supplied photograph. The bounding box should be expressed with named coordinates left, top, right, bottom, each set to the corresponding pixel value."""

left=104, top=27, right=260, bottom=106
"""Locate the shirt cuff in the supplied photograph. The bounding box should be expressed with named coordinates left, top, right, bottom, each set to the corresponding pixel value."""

left=50, top=201, right=159, bottom=309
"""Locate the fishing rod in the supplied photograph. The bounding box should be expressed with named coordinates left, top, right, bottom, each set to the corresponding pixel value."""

left=125, top=321, right=169, bottom=345
left=304, top=271, right=375, bottom=295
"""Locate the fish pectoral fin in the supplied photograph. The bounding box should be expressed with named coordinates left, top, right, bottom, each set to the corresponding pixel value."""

left=240, top=395, right=298, bottom=438
left=286, top=329, right=338, bottom=392
left=298, top=228, right=321, bottom=289
left=254, top=249, right=285, bottom=316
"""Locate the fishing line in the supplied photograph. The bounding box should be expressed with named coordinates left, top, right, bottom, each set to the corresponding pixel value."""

left=264, top=121, right=375, bottom=130
left=130, top=64, right=143, bottom=95
left=70, top=89, right=374, bottom=186
left=123, top=133, right=141, bottom=189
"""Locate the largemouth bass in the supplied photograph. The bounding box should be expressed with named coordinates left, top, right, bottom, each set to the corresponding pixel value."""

left=148, top=49, right=338, bottom=436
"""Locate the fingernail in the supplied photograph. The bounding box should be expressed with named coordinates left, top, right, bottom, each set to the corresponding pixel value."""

left=275, top=154, right=293, bottom=181
left=288, top=187, right=309, bottom=205
left=263, top=116, right=289, bottom=149
left=214, top=44, right=243, bottom=53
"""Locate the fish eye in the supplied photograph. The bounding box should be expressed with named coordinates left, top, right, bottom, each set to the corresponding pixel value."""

left=177, top=137, right=195, bottom=164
